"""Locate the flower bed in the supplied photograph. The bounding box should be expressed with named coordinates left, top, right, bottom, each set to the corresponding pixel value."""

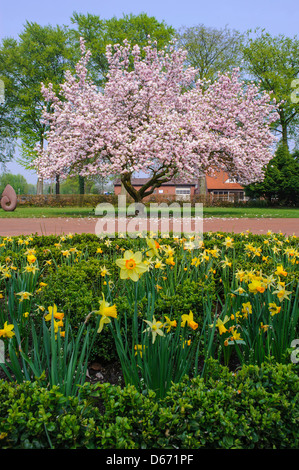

left=0, top=230, right=298, bottom=448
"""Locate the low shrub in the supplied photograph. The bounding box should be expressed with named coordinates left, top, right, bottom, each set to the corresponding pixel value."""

left=0, top=360, right=297, bottom=449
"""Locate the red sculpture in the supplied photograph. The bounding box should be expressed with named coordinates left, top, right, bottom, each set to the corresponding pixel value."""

left=1, top=184, right=18, bottom=211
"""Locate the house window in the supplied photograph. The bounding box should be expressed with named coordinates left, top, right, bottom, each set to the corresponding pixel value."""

left=159, top=189, right=164, bottom=194
left=176, top=188, right=191, bottom=195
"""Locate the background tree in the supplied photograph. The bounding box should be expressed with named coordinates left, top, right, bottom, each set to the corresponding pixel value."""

left=0, top=173, right=29, bottom=195
left=68, top=12, right=176, bottom=85
left=245, top=143, right=299, bottom=206
left=0, top=75, right=17, bottom=167
left=241, top=29, right=299, bottom=148
left=176, top=24, right=244, bottom=82
left=0, top=22, right=75, bottom=194
left=33, top=39, right=278, bottom=203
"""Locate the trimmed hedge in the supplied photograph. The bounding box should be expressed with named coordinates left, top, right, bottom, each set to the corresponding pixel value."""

left=0, top=360, right=298, bottom=449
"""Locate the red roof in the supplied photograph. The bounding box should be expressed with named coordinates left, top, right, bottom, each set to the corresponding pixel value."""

left=206, top=170, right=244, bottom=190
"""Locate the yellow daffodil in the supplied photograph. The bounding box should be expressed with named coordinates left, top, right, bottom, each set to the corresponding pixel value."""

left=100, top=266, right=110, bottom=277
left=268, top=302, right=281, bottom=316
left=223, top=237, right=234, bottom=249
left=229, top=327, right=242, bottom=341
left=211, top=315, right=230, bottom=335
left=191, top=257, right=200, bottom=267
left=241, top=302, right=252, bottom=318
left=230, top=311, right=242, bottom=322
left=163, top=246, right=175, bottom=258
left=275, top=265, right=287, bottom=277
left=0, top=321, right=15, bottom=338
left=23, top=265, right=39, bottom=274
left=146, top=238, right=161, bottom=258
left=260, top=322, right=270, bottom=333
left=61, top=250, right=70, bottom=258
left=96, top=293, right=117, bottom=333
left=154, top=259, right=165, bottom=270
left=181, top=311, right=198, bottom=330
left=143, top=317, right=165, bottom=343
left=233, top=287, right=246, bottom=295
left=96, top=247, right=103, bottom=254
left=116, top=250, right=148, bottom=282
left=235, top=269, right=245, bottom=282
left=163, top=315, right=177, bottom=333
left=165, top=256, right=175, bottom=266
left=220, top=256, right=232, bottom=268
left=248, top=279, right=266, bottom=294
left=273, top=284, right=292, bottom=302
left=17, top=291, right=33, bottom=302
left=27, top=254, right=37, bottom=264
left=44, top=304, right=64, bottom=321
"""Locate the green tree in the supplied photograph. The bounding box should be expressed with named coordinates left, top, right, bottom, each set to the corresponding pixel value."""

left=245, top=143, right=299, bottom=206
left=0, top=173, right=29, bottom=195
left=241, top=29, right=299, bottom=147
left=0, top=76, right=17, bottom=166
left=0, top=22, right=76, bottom=194
left=69, top=12, right=176, bottom=85
left=176, top=24, right=244, bottom=82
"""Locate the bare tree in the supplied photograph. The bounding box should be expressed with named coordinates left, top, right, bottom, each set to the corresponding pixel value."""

left=176, top=24, right=244, bottom=82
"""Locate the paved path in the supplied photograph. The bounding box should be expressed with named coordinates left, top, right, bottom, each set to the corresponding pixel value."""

left=0, top=217, right=298, bottom=237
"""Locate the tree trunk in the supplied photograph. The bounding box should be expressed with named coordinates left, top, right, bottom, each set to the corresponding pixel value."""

left=36, top=135, right=44, bottom=195
left=36, top=177, right=43, bottom=195
left=79, top=175, right=85, bottom=195
left=279, top=109, right=288, bottom=148
left=55, top=174, right=60, bottom=195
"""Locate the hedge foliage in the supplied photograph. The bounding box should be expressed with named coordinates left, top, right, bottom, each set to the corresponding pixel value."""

left=0, top=360, right=297, bottom=449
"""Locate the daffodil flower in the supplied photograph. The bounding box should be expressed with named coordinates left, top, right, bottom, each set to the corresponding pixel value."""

left=241, top=302, right=252, bottom=317
left=100, top=266, right=110, bottom=277
left=116, top=250, right=148, bottom=282
left=260, top=322, right=270, bottom=333
left=248, top=279, right=266, bottom=294
left=96, top=293, right=117, bottom=333
left=181, top=311, right=198, bottom=330
left=17, top=291, right=33, bottom=302
left=229, top=327, right=242, bottom=341
left=273, top=284, right=292, bottom=302
left=44, top=304, right=64, bottom=321
left=143, top=317, right=165, bottom=343
left=146, top=238, right=161, bottom=258
left=0, top=321, right=15, bottom=338
left=210, top=315, right=230, bottom=335
left=275, top=265, right=287, bottom=277
left=268, top=302, right=281, bottom=316
left=163, top=316, right=177, bottom=333
left=27, top=254, right=37, bottom=264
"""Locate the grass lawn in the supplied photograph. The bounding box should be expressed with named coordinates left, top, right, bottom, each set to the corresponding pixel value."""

left=0, top=205, right=298, bottom=218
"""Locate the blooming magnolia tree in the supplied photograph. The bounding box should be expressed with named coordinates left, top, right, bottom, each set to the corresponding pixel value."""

left=34, top=38, right=279, bottom=202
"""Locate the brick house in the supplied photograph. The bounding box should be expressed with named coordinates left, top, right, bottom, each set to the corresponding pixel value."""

left=204, top=169, right=246, bottom=201
left=114, top=177, right=197, bottom=200
left=114, top=170, right=246, bottom=201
